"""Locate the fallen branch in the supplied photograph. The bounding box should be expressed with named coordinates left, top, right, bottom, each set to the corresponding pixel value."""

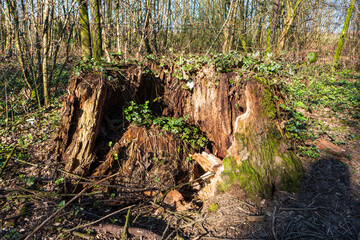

left=278, top=207, right=318, bottom=211
left=0, top=144, right=16, bottom=177
left=24, top=172, right=120, bottom=240
left=92, top=224, right=162, bottom=239
left=44, top=226, right=92, bottom=240
left=66, top=205, right=134, bottom=232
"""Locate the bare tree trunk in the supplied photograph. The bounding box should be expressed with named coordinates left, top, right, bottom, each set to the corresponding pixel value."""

left=5, top=0, right=32, bottom=90
left=91, top=0, right=103, bottom=61
left=164, top=0, right=171, bottom=48
left=79, top=0, right=92, bottom=59
left=270, top=0, right=280, bottom=49
left=223, top=0, right=238, bottom=53
left=239, top=0, right=248, bottom=53
left=332, top=0, right=356, bottom=70
left=42, top=0, right=51, bottom=106
left=137, top=0, right=152, bottom=58
left=2, top=2, right=12, bottom=55
left=116, top=0, right=121, bottom=54
left=275, top=0, right=303, bottom=57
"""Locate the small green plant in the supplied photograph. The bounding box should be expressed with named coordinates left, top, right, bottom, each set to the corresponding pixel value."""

left=55, top=177, right=65, bottom=185
left=124, top=101, right=208, bottom=150
left=124, top=101, right=153, bottom=126
left=111, top=218, right=119, bottom=223
left=57, top=200, right=66, bottom=210
left=298, top=146, right=320, bottom=158
left=208, top=202, right=219, bottom=212
left=73, top=206, right=83, bottom=216
left=5, top=228, right=19, bottom=239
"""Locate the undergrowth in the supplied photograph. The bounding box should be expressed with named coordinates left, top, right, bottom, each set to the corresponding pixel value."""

left=124, top=101, right=208, bottom=151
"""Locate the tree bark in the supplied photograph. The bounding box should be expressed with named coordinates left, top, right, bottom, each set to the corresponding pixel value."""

left=275, top=0, right=303, bottom=57
left=223, top=0, right=238, bottom=53
left=42, top=0, right=51, bottom=106
left=91, top=0, right=103, bottom=61
left=5, top=0, right=32, bottom=90
left=78, top=0, right=92, bottom=59
left=270, top=0, right=280, bottom=50
left=332, top=0, right=356, bottom=70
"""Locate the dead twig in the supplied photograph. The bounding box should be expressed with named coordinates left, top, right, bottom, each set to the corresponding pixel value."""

left=272, top=207, right=278, bottom=240
left=225, top=196, right=258, bottom=213
left=162, top=216, right=173, bottom=239
left=24, top=172, right=120, bottom=240
left=122, top=207, right=131, bottom=240
left=0, top=144, right=16, bottom=177
left=66, top=205, right=134, bottom=232
left=279, top=207, right=318, bottom=211
left=44, top=226, right=92, bottom=240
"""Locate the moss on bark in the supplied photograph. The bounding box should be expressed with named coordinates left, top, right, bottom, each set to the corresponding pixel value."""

left=219, top=82, right=303, bottom=199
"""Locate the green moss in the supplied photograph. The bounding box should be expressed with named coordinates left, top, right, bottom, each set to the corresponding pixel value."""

left=220, top=120, right=303, bottom=199
left=260, top=88, right=276, bottom=119
left=255, top=77, right=277, bottom=120
left=279, top=152, right=303, bottom=192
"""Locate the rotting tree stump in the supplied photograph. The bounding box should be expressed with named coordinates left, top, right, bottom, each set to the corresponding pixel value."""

left=54, top=65, right=162, bottom=176
left=150, top=63, right=303, bottom=199
left=54, top=62, right=303, bottom=200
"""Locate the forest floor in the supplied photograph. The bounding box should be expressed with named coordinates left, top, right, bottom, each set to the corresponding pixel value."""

left=1, top=55, right=360, bottom=239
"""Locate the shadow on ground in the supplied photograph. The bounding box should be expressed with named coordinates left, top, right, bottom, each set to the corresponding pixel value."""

left=275, top=157, right=360, bottom=239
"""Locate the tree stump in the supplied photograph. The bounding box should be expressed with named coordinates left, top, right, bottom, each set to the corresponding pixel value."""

left=54, top=65, right=160, bottom=176
left=55, top=62, right=303, bottom=200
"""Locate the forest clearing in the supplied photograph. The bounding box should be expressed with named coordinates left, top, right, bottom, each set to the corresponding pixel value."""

left=0, top=0, right=360, bottom=239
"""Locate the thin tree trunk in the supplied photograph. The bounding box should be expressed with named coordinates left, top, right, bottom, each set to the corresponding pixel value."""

left=2, top=2, right=12, bottom=55
left=79, top=0, right=92, bottom=59
left=223, top=0, right=238, bottom=53
left=275, top=0, right=303, bottom=57
left=42, top=0, right=51, bottom=106
left=91, top=0, right=103, bottom=61
left=164, top=0, right=171, bottom=48
left=270, top=0, right=279, bottom=49
left=137, top=0, right=152, bottom=58
left=116, top=0, right=121, bottom=53
left=5, top=0, right=32, bottom=90
left=332, top=0, right=356, bottom=70
left=239, top=0, right=248, bottom=53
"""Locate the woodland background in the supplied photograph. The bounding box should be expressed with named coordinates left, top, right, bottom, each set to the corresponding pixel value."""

left=0, top=0, right=359, bottom=119
left=0, top=1, right=360, bottom=239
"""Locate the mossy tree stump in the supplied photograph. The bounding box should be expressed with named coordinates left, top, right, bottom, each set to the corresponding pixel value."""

left=55, top=62, right=302, bottom=200
left=157, top=65, right=303, bottom=199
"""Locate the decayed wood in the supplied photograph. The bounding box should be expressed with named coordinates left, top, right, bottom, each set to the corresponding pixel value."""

left=92, top=124, right=191, bottom=191
left=54, top=63, right=302, bottom=200
left=191, top=152, right=222, bottom=173
left=157, top=64, right=302, bottom=198
left=54, top=65, right=162, bottom=177
left=92, top=224, right=162, bottom=240
left=315, top=139, right=349, bottom=156
left=160, top=66, right=244, bottom=158
left=55, top=73, right=108, bottom=175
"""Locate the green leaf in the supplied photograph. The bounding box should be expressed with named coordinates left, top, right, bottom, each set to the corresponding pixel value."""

left=306, top=52, right=317, bottom=64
